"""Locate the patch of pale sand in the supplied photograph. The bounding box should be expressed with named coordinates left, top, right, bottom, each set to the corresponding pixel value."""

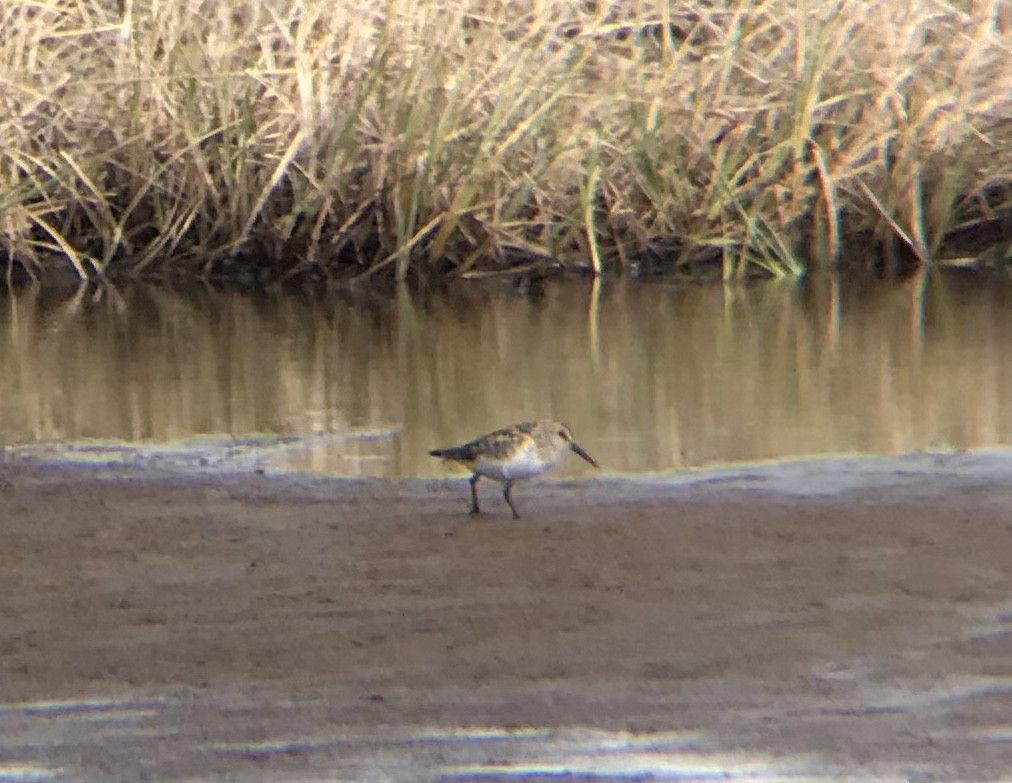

left=0, top=454, right=1010, bottom=781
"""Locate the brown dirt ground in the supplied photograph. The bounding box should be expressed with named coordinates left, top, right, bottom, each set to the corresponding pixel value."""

left=1, top=456, right=1011, bottom=782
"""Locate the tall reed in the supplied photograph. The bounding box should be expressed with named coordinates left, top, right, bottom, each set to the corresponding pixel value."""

left=1, top=0, right=1009, bottom=283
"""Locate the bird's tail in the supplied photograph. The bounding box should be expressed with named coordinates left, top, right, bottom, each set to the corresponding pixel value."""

left=428, top=444, right=477, bottom=461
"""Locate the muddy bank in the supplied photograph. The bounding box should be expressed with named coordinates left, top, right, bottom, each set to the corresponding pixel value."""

left=1, top=454, right=1010, bottom=781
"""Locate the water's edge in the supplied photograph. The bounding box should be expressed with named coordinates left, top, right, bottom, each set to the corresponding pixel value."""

left=6, top=441, right=1012, bottom=502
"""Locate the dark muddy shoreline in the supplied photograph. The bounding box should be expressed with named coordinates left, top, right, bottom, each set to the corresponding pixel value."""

left=2, top=453, right=1010, bottom=780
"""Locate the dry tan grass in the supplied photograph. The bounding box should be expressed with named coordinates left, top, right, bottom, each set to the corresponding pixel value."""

left=0, top=0, right=1009, bottom=283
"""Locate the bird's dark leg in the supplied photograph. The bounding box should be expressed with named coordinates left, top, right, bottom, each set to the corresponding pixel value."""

left=469, top=474, right=481, bottom=517
left=503, top=480, right=520, bottom=520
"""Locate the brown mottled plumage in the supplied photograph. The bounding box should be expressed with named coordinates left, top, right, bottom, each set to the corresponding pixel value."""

left=429, top=420, right=599, bottom=519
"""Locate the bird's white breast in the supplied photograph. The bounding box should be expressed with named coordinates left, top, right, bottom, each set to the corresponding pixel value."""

left=474, top=439, right=563, bottom=481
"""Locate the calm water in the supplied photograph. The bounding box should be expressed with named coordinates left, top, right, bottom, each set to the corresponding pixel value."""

left=2, top=272, right=1012, bottom=477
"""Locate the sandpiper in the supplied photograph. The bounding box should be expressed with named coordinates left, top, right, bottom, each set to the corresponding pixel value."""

left=429, top=419, right=599, bottom=519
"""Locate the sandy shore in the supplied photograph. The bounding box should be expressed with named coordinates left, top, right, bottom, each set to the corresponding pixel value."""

left=1, top=453, right=1011, bottom=782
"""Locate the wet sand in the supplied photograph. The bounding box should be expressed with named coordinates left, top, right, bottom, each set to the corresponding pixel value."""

left=1, top=454, right=1011, bottom=781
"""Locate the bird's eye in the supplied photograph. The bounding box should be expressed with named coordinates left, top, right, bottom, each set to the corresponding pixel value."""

left=558, top=430, right=567, bottom=439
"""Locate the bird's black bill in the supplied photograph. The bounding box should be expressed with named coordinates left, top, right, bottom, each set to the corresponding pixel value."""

left=570, top=442, right=599, bottom=468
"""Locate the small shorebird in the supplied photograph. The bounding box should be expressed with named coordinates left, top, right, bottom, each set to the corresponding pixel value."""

left=429, top=420, right=599, bottom=519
